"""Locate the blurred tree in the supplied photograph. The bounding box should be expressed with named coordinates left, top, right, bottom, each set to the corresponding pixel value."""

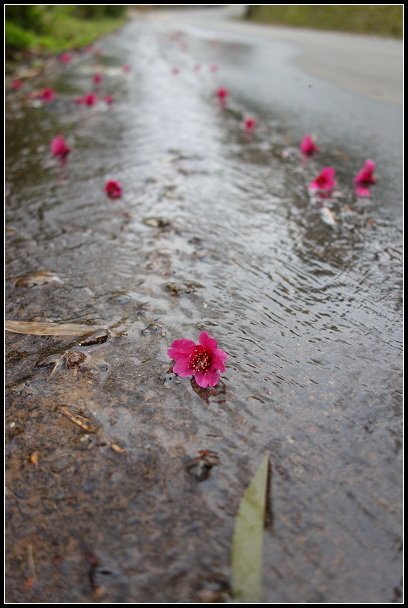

left=74, top=6, right=126, bottom=19
left=5, top=6, right=45, bottom=33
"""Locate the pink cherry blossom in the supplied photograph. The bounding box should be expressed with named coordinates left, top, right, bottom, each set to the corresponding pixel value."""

left=50, top=136, right=71, bottom=159
left=84, top=93, right=97, bottom=106
left=354, top=160, right=376, bottom=197
left=216, top=87, right=229, bottom=106
left=75, top=93, right=97, bottom=106
left=167, top=331, right=228, bottom=388
left=105, top=180, right=123, bottom=199
left=300, top=134, right=319, bottom=157
left=244, top=116, right=256, bottom=132
left=39, top=88, right=56, bottom=102
left=11, top=79, right=23, bottom=90
left=309, top=167, right=336, bottom=197
left=93, top=72, right=103, bottom=85
left=60, top=52, right=72, bottom=64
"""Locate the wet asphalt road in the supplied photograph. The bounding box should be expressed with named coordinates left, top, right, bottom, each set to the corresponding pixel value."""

left=169, top=6, right=403, bottom=214
left=6, top=8, right=403, bottom=603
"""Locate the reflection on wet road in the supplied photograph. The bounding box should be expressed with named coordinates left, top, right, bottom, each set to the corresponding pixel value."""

left=6, top=12, right=402, bottom=603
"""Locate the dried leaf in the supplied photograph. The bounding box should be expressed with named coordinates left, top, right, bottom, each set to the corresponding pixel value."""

left=231, top=452, right=269, bottom=603
left=110, top=443, right=126, bottom=454
left=13, top=271, right=63, bottom=287
left=5, top=320, right=101, bottom=337
left=79, top=330, right=109, bottom=346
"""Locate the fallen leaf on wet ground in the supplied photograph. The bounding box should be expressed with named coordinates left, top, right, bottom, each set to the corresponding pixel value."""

left=79, top=330, right=109, bottom=346
left=231, top=452, right=270, bottom=603
left=13, top=270, right=63, bottom=287
left=5, top=320, right=105, bottom=336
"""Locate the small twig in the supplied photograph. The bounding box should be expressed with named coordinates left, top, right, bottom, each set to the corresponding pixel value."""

left=48, top=352, right=67, bottom=382
left=28, top=542, right=36, bottom=580
left=61, top=407, right=98, bottom=433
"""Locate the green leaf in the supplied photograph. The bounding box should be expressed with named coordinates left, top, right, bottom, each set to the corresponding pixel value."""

left=231, top=452, right=269, bottom=603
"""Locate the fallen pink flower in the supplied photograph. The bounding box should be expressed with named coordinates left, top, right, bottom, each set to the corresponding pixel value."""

left=171, top=67, right=180, bottom=75
left=77, top=93, right=97, bottom=106
left=11, top=79, right=23, bottom=90
left=194, top=63, right=201, bottom=71
left=309, top=167, right=336, bottom=196
left=168, top=331, right=228, bottom=388
left=104, top=95, right=114, bottom=105
left=244, top=116, right=256, bottom=132
left=93, top=72, right=103, bottom=85
left=122, top=64, right=131, bottom=73
left=60, top=52, right=72, bottom=64
left=210, top=63, right=219, bottom=73
left=39, top=88, right=56, bottom=102
left=354, top=160, right=376, bottom=197
left=50, top=135, right=71, bottom=159
left=300, top=134, right=319, bottom=157
left=105, top=179, right=123, bottom=199
left=216, top=87, right=229, bottom=106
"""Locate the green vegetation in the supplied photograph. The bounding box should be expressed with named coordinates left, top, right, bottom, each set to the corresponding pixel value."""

left=5, top=6, right=128, bottom=54
left=244, top=5, right=403, bottom=38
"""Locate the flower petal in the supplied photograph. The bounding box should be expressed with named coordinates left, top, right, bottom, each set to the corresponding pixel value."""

left=173, top=357, right=193, bottom=377
left=198, top=331, right=218, bottom=351
left=167, top=339, right=196, bottom=359
left=194, top=369, right=220, bottom=388
left=355, top=186, right=371, bottom=198
left=212, top=348, right=228, bottom=372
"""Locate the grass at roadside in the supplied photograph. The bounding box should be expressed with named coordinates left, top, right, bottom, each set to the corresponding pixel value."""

left=5, top=6, right=128, bottom=55
left=244, top=5, right=403, bottom=38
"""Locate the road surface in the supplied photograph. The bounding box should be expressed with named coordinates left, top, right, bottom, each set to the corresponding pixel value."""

left=5, top=8, right=402, bottom=603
